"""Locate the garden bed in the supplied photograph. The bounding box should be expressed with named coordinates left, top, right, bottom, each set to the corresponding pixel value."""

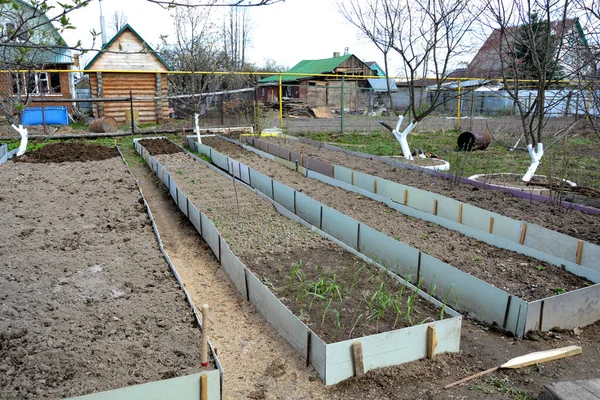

left=201, top=136, right=592, bottom=302
left=139, top=139, right=445, bottom=341
left=0, top=143, right=215, bottom=399
left=137, top=138, right=462, bottom=385
left=252, top=136, right=600, bottom=245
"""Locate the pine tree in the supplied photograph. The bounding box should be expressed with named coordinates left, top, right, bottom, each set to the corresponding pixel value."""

left=513, top=12, right=565, bottom=81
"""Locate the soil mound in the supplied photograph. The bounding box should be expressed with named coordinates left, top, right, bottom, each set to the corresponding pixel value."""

left=15, top=142, right=118, bottom=163
left=138, top=138, right=182, bottom=155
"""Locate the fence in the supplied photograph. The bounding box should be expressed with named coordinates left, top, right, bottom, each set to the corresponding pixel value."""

left=5, top=69, right=599, bottom=136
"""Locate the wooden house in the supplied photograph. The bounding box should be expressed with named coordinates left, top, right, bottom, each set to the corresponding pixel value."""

left=258, top=54, right=374, bottom=109
left=0, top=0, right=75, bottom=121
left=85, top=24, right=171, bottom=125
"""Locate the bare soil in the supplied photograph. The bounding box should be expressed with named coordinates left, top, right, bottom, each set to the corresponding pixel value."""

left=140, top=139, right=443, bottom=343
left=0, top=143, right=209, bottom=399
left=254, top=136, right=600, bottom=245
left=122, top=145, right=329, bottom=399
left=201, top=137, right=591, bottom=301
left=59, top=137, right=598, bottom=400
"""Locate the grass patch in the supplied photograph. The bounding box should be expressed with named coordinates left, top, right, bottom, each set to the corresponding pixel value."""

left=299, top=127, right=600, bottom=189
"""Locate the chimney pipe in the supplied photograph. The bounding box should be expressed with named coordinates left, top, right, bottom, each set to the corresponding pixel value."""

left=333, top=52, right=340, bottom=57
left=99, top=0, right=107, bottom=45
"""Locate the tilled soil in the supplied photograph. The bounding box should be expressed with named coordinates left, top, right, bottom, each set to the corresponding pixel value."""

left=202, top=137, right=592, bottom=301
left=256, top=136, right=600, bottom=245
left=141, top=139, right=444, bottom=343
left=154, top=136, right=600, bottom=400
left=0, top=144, right=208, bottom=399
left=13, top=142, right=119, bottom=163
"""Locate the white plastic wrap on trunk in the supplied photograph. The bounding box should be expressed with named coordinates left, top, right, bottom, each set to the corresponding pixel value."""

left=12, top=124, right=28, bottom=156
left=522, top=143, right=544, bottom=182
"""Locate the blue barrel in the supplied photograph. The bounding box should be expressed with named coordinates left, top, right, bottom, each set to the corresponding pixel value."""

left=22, top=106, right=69, bottom=126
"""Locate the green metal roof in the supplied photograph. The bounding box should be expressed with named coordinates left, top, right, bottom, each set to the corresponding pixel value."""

left=84, top=24, right=172, bottom=71
left=259, top=54, right=353, bottom=83
left=1, top=0, right=74, bottom=65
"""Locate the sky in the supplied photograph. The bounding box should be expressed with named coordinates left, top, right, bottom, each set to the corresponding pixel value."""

left=48, top=0, right=470, bottom=74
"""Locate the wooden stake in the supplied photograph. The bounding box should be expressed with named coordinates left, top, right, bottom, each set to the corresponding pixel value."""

left=445, top=345, right=582, bottom=390
left=489, top=217, right=495, bottom=234
left=351, top=170, right=355, bottom=186
left=201, top=374, right=208, bottom=400
left=520, top=224, right=527, bottom=245
left=352, top=342, right=365, bottom=378
left=374, top=180, right=378, bottom=194
left=576, top=240, right=584, bottom=265
left=433, top=200, right=438, bottom=216
left=458, top=203, right=463, bottom=224
left=427, top=325, right=438, bottom=359
left=403, top=189, right=408, bottom=205
left=201, top=304, right=209, bottom=367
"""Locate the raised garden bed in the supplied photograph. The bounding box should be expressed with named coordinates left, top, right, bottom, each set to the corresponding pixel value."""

left=237, top=135, right=600, bottom=274
left=250, top=135, right=600, bottom=244
left=187, top=136, right=600, bottom=337
left=0, top=143, right=220, bottom=399
left=201, top=136, right=590, bottom=302
left=136, top=138, right=462, bottom=386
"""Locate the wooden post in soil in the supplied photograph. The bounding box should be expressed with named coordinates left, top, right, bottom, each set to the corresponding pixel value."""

left=201, top=304, right=209, bottom=367
left=352, top=342, right=364, bottom=378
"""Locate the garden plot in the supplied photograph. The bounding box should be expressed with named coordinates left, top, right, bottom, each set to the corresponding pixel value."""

left=238, top=135, right=600, bottom=276
left=187, top=136, right=600, bottom=337
left=202, top=136, right=591, bottom=302
left=252, top=136, right=600, bottom=245
left=0, top=143, right=218, bottom=399
left=137, top=138, right=462, bottom=385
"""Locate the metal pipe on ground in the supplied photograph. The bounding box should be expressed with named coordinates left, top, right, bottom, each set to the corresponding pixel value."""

left=457, top=130, right=491, bottom=151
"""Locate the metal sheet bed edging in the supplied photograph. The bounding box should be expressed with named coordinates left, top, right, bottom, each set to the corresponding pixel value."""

left=123, top=144, right=223, bottom=397
left=192, top=136, right=519, bottom=334
left=231, top=136, right=600, bottom=275
left=145, top=139, right=462, bottom=385
left=192, top=137, right=600, bottom=337
left=298, top=136, right=600, bottom=215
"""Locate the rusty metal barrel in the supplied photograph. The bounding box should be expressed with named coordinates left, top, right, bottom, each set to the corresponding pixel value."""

left=457, top=130, right=491, bottom=151
left=89, top=117, right=118, bottom=133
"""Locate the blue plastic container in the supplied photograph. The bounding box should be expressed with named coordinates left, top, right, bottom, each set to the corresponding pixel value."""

left=22, top=106, right=69, bottom=126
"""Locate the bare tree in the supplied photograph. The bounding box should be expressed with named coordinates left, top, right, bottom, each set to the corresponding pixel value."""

left=163, top=0, right=225, bottom=119
left=109, top=10, right=128, bottom=34
left=339, top=0, right=397, bottom=113
left=0, top=0, right=92, bottom=125
left=222, top=5, right=250, bottom=70
left=574, top=0, right=600, bottom=138
left=339, top=0, right=482, bottom=160
left=483, top=0, right=585, bottom=180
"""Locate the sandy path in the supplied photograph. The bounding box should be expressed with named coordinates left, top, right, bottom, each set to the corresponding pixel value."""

left=121, top=146, right=328, bottom=400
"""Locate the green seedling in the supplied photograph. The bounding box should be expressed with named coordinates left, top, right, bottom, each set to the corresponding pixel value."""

left=472, top=257, right=483, bottom=262
left=440, top=285, right=453, bottom=320
left=420, top=234, right=429, bottom=240
left=554, top=287, right=566, bottom=295
left=536, top=265, right=545, bottom=271
left=262, top=276, right=275, bottom=290
left=349, top=313, right=364, bottom=339
left=332, top=309, right=341, bottom=340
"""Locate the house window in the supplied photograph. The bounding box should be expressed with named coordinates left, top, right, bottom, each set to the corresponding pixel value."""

left=3, top=22, right=30, bottom=42
left=11, top=72, right=61, bottom=95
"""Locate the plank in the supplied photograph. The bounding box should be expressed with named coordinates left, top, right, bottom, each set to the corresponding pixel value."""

left=501, top=345, right=582, bottom=369
left=546, top=379, right=600, bottom=400
left=352, top=342, right=364, bottom=378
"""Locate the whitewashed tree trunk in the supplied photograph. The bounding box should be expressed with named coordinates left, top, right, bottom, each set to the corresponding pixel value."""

left=522, top=143, right=544, bottom=182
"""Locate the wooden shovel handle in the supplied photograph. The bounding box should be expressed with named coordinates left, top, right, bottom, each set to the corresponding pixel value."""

left=444, top=366, right=499, bottom=389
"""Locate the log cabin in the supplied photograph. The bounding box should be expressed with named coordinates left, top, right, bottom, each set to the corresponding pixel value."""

left=85, top=24, right=171, bottom=125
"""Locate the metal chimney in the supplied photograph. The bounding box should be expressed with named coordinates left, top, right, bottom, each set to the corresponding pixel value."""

left=99, top=0, right=107, bottom=45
